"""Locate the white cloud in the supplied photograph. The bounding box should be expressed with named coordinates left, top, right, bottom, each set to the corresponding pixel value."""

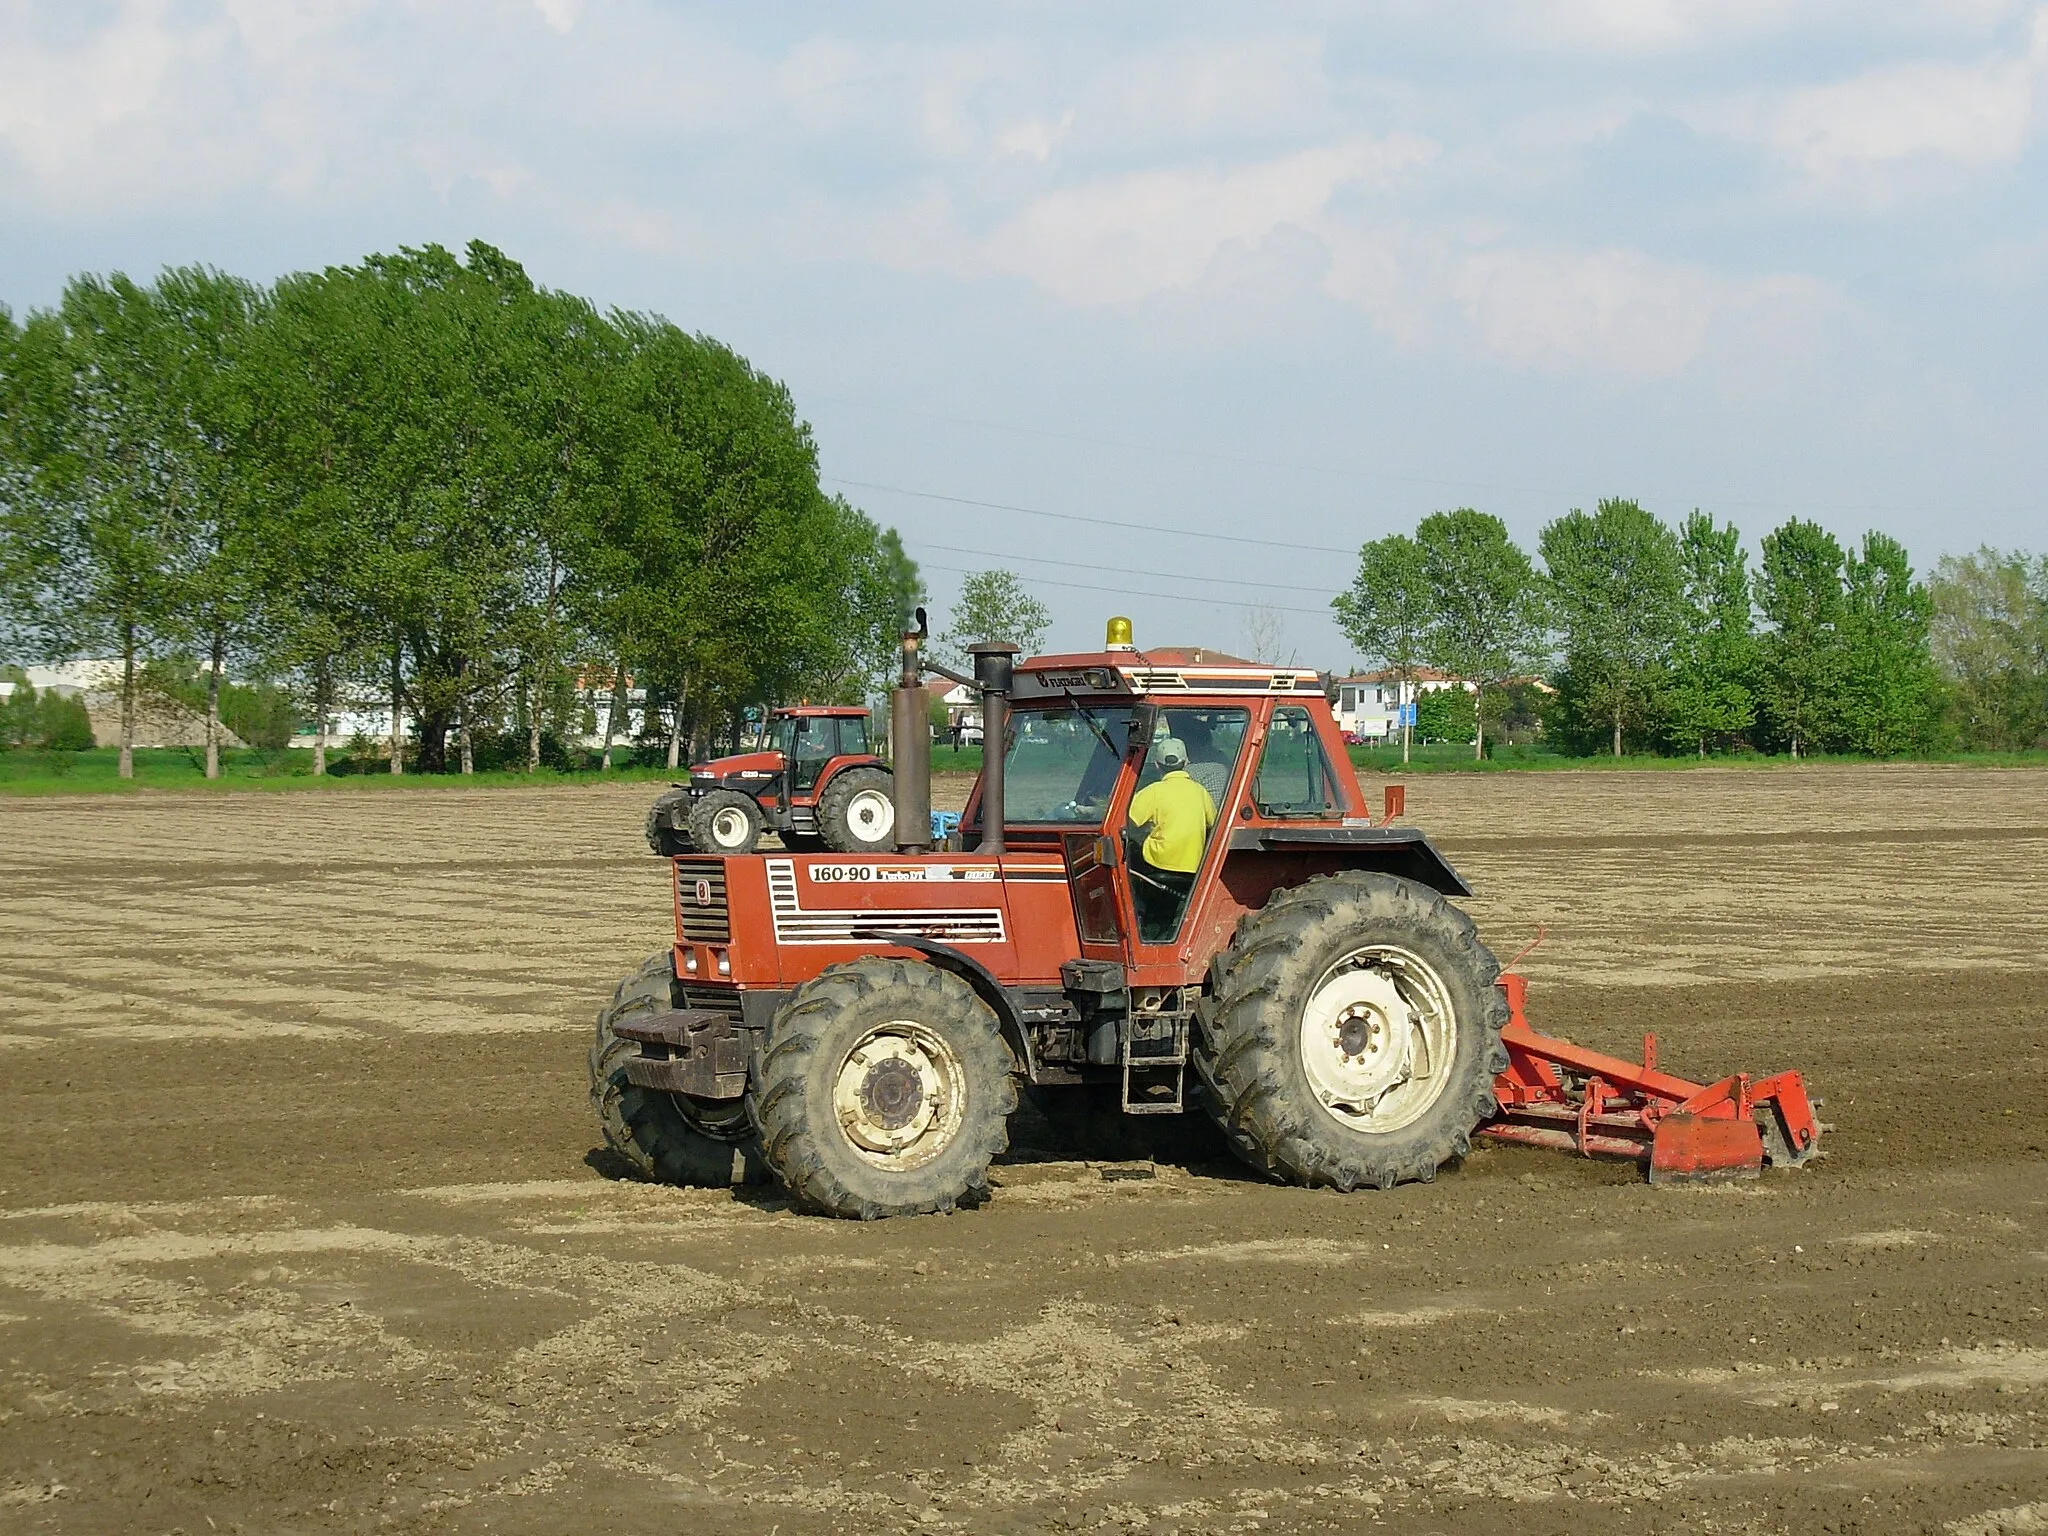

left=1687, top=7, right=2048, bottom=198
left=532, top=0, right=585, bottom=34
left=1322, top=226, right=1838, bottom=378
left=982, top=137, right=1434, bottom=306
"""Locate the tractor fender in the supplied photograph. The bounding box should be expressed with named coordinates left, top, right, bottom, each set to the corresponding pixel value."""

left=1222, top=826, right=1472, bottom=896
left=810, top=755, right=890, bottom=798
left=861, top=931, right=1033, bottom=1075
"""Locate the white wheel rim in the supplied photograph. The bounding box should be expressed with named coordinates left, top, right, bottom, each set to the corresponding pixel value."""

left=710, top=806, right=751, bottom=848
left=1298, top=945, right=1458, bottom=1135
left=831, top=1020, right=967, bottom=1171
left=847, top=788, right=895, bottom=841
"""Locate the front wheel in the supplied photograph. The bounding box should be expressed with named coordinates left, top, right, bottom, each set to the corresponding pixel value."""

left=689, top=789, right=763, bottom=854
left=1200, top=872, right=1507, bottom=1191
left=645, top=788, right=695, bottom=856
left=751, top=959, right=1016, bottom=1218
left=817, top=767, right=896, bottom=853
left=589, top=954, right=763, bottom=1186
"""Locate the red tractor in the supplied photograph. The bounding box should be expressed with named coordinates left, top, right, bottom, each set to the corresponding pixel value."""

left=644, top=704, right=895, bottom=856
left=595, top=618, right=1821, bottom=1218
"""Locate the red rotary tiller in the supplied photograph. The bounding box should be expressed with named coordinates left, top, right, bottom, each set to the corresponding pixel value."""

left=1479, top=972, right=1823, bottom=1182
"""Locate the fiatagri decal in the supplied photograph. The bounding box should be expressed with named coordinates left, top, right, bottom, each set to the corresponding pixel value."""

left=767, top=860, right=1006, bottom=945
left=807, top=864, right=997, bottom=883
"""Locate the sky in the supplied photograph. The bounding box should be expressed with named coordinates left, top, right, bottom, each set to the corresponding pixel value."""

left=4, top=1, right=2046, bottom=667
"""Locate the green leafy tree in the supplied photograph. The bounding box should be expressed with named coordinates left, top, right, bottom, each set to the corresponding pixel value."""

left=937, top=570, right=1050, bottom=667
left=1415, top=508, right=1547, bottom=759
left=1414, top=684, right=1476, bottom=744
left=1930, top=547, right=2048, bottom=750
left=1755, top=519, right=1846, bottom=758
left=1838, top=531, right=1943, bottom=756
left=1539, top=498, right=1683, bottom=756
left=146, top=267, right=266, bottom=779
left=1333, top=533, right=1431, bottom=763
left=1665, top=512, right=1758, bottom=757
left=17, top=273, right=218, bottom=778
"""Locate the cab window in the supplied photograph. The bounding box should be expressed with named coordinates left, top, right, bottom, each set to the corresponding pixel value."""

left=1254, top=706, right=1341, bottom=818
left=1000, top=704, right=1136, bottom=823
left=840, top=715, right=869, bottom=756
left=790, top=717, right=834, bottom=790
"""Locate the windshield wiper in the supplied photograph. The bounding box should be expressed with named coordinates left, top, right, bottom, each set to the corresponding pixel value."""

left=1063, top=691, right=1122, bottom=758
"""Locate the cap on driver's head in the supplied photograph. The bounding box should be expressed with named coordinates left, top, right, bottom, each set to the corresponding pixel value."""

left=1157, top=737, right=1188, bottom=769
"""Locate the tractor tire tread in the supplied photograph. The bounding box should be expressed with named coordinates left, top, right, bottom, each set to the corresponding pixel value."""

left=817, top=767, right=897, bottom=854
left=589, top=951, right=763, bottom=1187
left=1196, top=870, right=1506, bottom=1193
left=749, top=958, right=1015, bottom=1219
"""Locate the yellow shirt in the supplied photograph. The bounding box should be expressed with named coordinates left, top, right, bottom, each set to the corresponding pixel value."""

left=1128, top=770, right=1218, bottom=873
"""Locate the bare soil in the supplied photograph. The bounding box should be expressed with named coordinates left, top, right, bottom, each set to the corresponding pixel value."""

left=3, top=764, right=2046, bottom=1535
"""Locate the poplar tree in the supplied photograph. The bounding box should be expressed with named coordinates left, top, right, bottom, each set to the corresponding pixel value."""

left=1664, top=511, right=1758, bottom=757
left=1415, top=508, right=1547, bottom=760
left=1333, top=533, right=1431, bottom=763
left=1838, top=532, right=1943, bottom=756
left=1539, top=498, right=1683, bottom=757
left=1755, top=519, right=1847, bottom=758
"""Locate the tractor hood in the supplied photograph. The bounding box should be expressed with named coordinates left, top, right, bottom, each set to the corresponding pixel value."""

left=690, top=749, right=781, bottom=784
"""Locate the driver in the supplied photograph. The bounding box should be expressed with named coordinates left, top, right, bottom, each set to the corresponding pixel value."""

left=1126, top=738, right=1218, bottom=936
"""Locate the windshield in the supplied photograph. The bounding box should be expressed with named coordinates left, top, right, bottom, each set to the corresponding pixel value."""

left=1000, top=704, right=1136, bottom=823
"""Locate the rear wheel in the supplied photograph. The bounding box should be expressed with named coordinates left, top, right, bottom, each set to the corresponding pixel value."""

left=752, top=959, right=1015, bottom=1218
left=589, top=953, right=762, bottom=1186
left=645, top=788, right=695, bottom=856
left=1199, top=872, right=1507, bottom=1191
left=817, top=767, right=896, bottom=853
left=689, top=789, right=763, bottom=854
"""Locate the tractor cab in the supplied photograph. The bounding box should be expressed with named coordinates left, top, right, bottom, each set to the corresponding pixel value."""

left=951, top=643, right=1458, bottom=990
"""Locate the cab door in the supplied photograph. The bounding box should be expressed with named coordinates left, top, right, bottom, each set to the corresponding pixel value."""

left=1059, top=708, right=1151, bottom=966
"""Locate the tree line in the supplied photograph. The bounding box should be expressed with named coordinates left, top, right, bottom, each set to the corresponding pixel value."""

left=0, top=243, right=920, bottom=777
left=1336, top=502, right=2048, bottom=760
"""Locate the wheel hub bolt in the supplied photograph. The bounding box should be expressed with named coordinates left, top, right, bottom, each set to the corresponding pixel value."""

left=861, top=1058, right=924, bottom=1129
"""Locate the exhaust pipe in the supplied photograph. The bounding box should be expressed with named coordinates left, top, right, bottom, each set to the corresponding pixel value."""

left=891, top=612, right=932, bottom=853
left=968, top=642, right=1018, bottom=855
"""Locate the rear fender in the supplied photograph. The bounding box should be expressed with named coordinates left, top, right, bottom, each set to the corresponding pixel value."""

left=1221, top=827, right=1471, bottom=896
left=805, top=754, right=891, bottom=807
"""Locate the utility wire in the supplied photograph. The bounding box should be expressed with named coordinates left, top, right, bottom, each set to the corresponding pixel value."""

left=827, top=477, right=1355, bottom=556
left=920, top=561, right=1337, bottom=618
left=916, top=540, right=1346, bottom=598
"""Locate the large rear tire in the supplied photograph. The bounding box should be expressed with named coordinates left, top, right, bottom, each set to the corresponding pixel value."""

left=589, top=953, right=763, bottom=1186
left=1199, top=872, right=1507, bottom=1191
left=645, top=788, right=695, bottom=857
left=752, top=959, right=1015, bottom=1218
left=689, top=789, right=763, bottom=855
left=817, top=767, right=896, bottom=853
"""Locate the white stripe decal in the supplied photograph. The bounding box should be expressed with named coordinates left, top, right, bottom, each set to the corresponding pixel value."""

left=768, top=860, right=1008, bottom=946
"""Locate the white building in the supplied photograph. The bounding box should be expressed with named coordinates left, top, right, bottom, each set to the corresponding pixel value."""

left=1332, top=669, right=1476, bottom=740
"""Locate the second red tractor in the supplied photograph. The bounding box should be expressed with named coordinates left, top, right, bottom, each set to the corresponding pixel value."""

left=645, top=704, right=895, bottom=856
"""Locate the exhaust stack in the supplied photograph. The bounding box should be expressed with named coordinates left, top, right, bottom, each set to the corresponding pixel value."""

left=890, top=612, right=932, bottom=853
left=967, top=641, right=1019, bottom=855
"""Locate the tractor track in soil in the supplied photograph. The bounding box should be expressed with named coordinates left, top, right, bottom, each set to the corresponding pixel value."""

left=1, top=764, right=2045, bottom=1535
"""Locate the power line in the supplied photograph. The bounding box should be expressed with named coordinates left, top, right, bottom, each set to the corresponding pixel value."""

left=921, top=561, right=1337, bottom=618
left=916, top=540, right=1346, bottom=598
left=828, top=477, right=1355, bottom=556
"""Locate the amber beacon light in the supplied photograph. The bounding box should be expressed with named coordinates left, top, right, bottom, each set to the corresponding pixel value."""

left=1105, top=615, right=1135, bottom=650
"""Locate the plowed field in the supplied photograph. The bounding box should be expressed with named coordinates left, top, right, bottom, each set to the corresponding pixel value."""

left=3, top=765, right=2046, bottom=1535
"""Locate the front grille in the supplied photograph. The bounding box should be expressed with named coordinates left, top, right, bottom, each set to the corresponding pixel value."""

left=677, top=985, right=744, bottom=1024
left=674, top=858, right=731, bottom=943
